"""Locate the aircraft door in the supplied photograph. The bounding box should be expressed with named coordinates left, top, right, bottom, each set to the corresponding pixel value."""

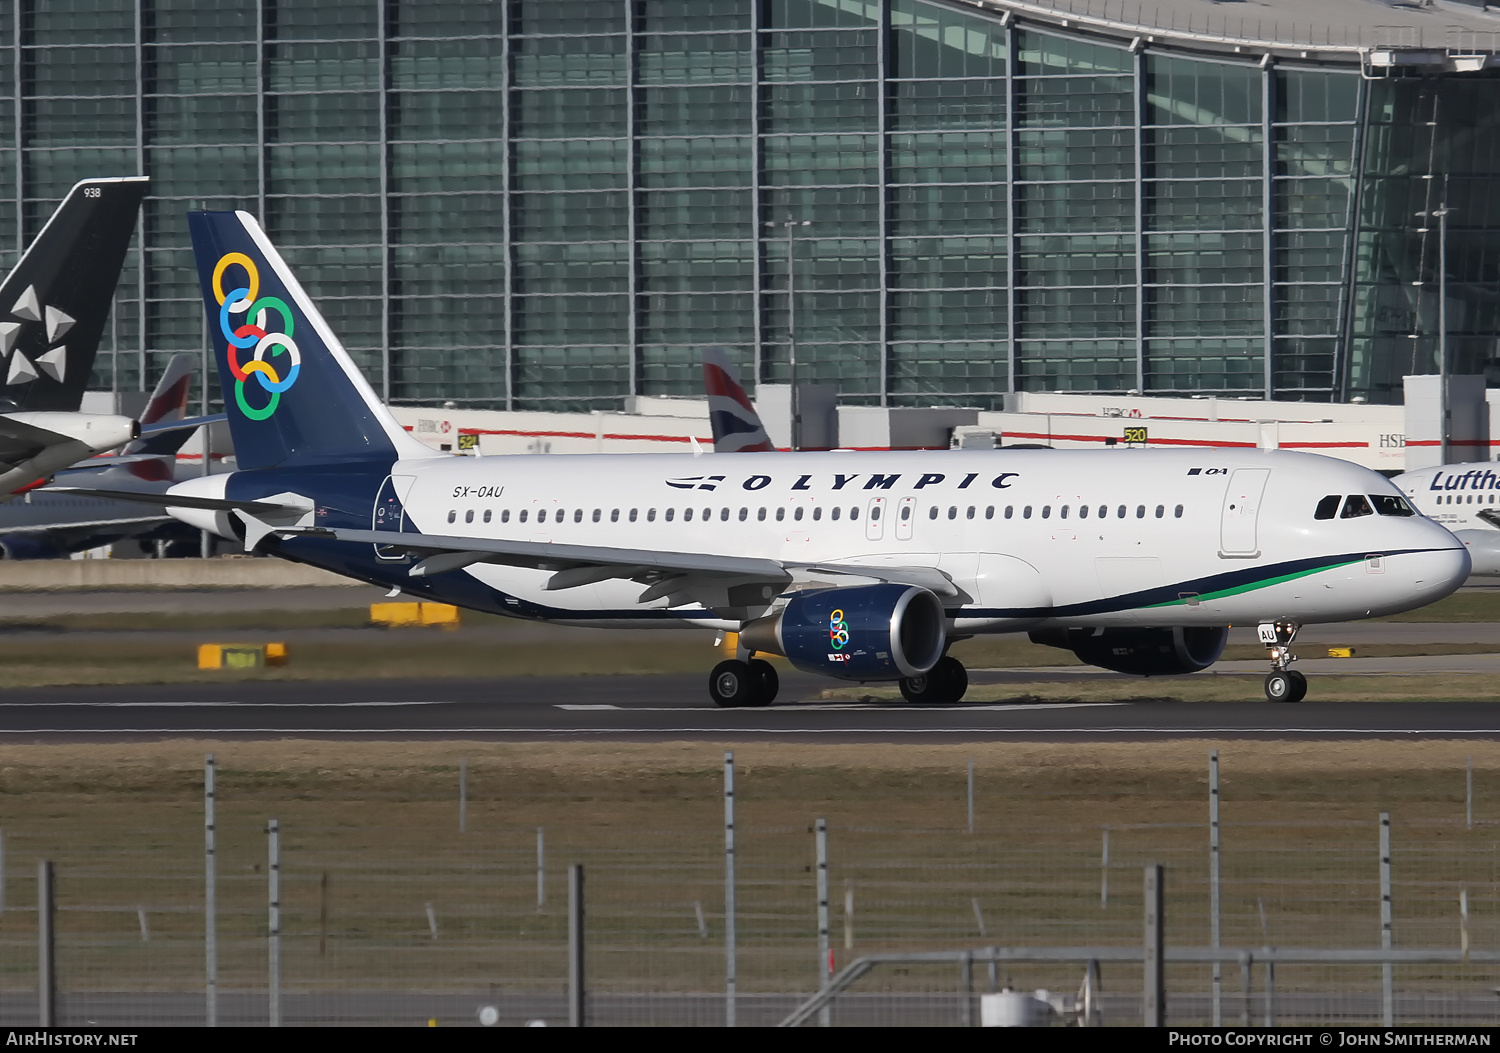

left=372, top=474, right=416, bottom=561
left=895, top=496, right=916, bottom=541
left=1219, top=468, right=1270, bottom=558
left=865, top=497, right=886, bottom=541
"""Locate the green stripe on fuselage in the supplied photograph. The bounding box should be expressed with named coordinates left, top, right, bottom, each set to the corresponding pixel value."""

left=1142, top=558, right=1366, bottom=610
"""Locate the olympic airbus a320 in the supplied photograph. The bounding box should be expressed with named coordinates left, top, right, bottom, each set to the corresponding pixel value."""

left=62, top=210, right=1471, bottom=706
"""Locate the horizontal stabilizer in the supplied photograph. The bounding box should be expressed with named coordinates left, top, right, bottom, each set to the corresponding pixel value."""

left=41, top=486, right=307, bottom=516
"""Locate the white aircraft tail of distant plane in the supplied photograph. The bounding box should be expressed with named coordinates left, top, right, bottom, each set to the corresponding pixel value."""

left=1393, top=461, right=1500, bottom=576
left=58, top=210, right=1473, bottom=705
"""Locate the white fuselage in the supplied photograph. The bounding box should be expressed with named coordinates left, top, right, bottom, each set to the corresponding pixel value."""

left=320, top=446, right=1468, bottom=631
left=1394, top=461, right=1500, bottom=576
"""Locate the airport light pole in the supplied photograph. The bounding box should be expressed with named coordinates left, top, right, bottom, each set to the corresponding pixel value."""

left=766, top=217, right=812, bottom=451
left=1417, top=187, right=1454, bottom=465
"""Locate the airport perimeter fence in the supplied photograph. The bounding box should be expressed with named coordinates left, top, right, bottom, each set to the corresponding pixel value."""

left=0, top=753, right=1499, bottom=1025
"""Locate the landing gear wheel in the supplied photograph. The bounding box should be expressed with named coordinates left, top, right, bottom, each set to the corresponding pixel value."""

left=746, top=658, right=779, bottom=707
left=1264, top=669, right=1308, bottom=704
left=709, top=659, right=755, bottom=707
left=936, top=655, right=968, bottom=703
left=899, top=656, right=969, bottom=703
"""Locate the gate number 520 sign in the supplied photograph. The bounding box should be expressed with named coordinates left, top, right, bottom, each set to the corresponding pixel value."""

left=1123, top=426, right=1148, bottom=445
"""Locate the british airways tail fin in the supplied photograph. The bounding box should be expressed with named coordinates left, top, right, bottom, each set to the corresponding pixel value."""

left=0, top=176, right=147, bottom=412
left=702, top=347, right=775, bottom=453
left=122, top=352, right=196, bottom=457
left=188, top=210, right=432, bottom=471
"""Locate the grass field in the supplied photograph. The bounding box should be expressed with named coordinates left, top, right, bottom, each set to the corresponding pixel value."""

left=0, top=738, right=1496, bottom=1025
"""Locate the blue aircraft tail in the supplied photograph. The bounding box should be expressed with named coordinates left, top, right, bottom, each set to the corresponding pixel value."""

left=187, top=210, right=431, bottom=471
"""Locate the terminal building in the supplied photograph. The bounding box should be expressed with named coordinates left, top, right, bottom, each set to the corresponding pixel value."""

left=7, top=0, right=1500, bottom=421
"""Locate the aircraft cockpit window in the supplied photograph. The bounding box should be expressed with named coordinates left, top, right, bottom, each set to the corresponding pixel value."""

left=1371, top=494, right=1416, bottom=517
left=1340, top=495, right=1374, bottom=519
left=1314, top=495, right=1341, bottom=520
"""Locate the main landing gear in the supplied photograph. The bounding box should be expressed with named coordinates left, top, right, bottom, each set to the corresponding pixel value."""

left=709, top=658, right=779, bottom=708
left=1258, top=620, right=1307, bottom=703
left=899, top=655, right=969, bottom=703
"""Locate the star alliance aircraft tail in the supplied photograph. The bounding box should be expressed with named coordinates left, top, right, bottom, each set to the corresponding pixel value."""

left=702, top=347, right=774, bottom=453
left=187, top=210, right=431, bottom=471
left=0, top=176, right=147, bottom=412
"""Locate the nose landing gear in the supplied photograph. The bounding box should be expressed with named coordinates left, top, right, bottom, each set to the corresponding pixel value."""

left=1258, top=620, right=1307, bottom=703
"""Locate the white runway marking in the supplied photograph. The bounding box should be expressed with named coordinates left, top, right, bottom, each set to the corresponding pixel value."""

left=3, top=727, right=1500, bottom=736
left=556, top=704, right=620, bottom=710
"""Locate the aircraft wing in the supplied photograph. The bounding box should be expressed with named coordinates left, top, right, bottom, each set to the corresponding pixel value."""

left=277, top=526, right=957, bottom=604
left=0, top=414, right=60, bottom=465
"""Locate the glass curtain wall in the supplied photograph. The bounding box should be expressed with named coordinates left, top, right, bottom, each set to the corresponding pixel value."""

left=0, top=1, right=1476, bottom=410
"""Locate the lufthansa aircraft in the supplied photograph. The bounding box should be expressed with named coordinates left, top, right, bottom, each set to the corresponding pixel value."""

left=64, top=211, right=1472, bottom=706
left=1393, top=461, right=1500, bottom=576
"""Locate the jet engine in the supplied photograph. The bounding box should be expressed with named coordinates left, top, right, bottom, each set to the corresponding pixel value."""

left=740, top=583, right=946, bottom=681
left=1029, top=625, right=1228, bottom=676
left=0, top=535, right=61, bottom=560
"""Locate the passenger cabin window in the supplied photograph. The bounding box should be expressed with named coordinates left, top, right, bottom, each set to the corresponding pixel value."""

left=483, top=510, right=492, bottom=523
left=1135, top=505, right=1145, bottom=518
left=1371, top=494, right=1416, bottom=517
left=1314, top=495, right=1341, bottom=520
left=1155, top=505, right=1164, bottom=518
left=610, top=509, right=619, bottom=522
left=447, top=510, right=456, bottom=524
left=776, top=507, right=785, bottom=521
left=666, top=508, right=676, bottom=521
left=519, top=509, right=528, bottom=523
left=629, top=509, right=638, bottom=522
left=831, top=507, right=841, bottom=520
left=1341, top=495, right=1374, bottom=519
left=849, top=507, right=859, bottom=520
left=465, top=510, right=474, bottom=524
left=575, top=509, right=584, bottom=523
left=739, top=508, right=749, bottom=521
left=1041, top=506, right=1051, bottom=519
left=683, top=508, right=693, bottom=522
left=1079, top=505, right=1088, bottom=519
left=757, top=508, right=766, bottom=521
left=1174, top=505, right=1183, bottom=518
left=794, top=507, right=804, bottom=521
left=812, top=507, right=822, bottom=521
left=929, top=506, right=938, bottom=520
left=537, top=509, right=547, bottom=524
left=502, top=510, right=510, bottom=523
left=592, top=509, right=601, bottom=522
left=647, top=509, right=656, bottom=521
left=948, top=506, right=958, bottom=520
left=721, top=508, right=731, bottom=522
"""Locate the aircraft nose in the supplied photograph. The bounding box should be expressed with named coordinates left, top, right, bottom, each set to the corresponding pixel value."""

left=1399, top=542, right=1471, bottom=602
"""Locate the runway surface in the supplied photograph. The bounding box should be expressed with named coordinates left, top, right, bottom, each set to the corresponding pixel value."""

left=0, top=671, right=1497, bottom=740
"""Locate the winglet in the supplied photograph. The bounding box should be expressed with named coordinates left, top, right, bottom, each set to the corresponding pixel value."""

left=702, top=347, right=775, bottom=453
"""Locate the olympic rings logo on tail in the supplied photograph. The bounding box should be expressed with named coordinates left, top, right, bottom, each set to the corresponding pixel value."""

left=212, top=251, right=300, bottom=421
